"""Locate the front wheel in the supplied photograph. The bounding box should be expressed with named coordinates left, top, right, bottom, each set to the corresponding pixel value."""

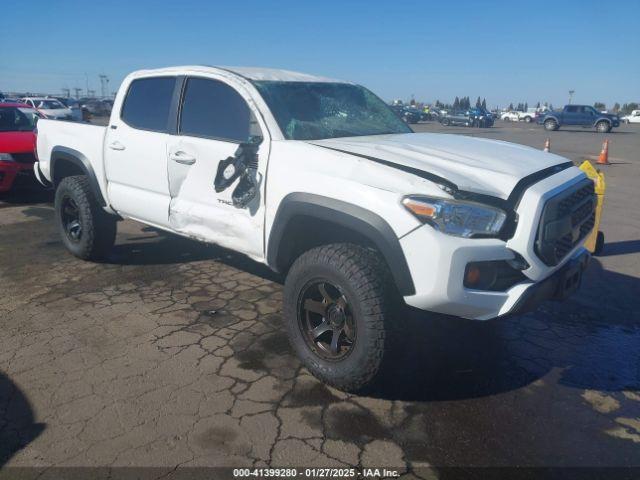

left=54, top=175, right=117, bottom=260
left=524, top=116, right=532, bottom=123
left=284, top=244, right=400, bottom=392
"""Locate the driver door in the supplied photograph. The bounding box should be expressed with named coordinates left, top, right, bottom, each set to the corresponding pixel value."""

left=166, top=76, right=269, bottom=260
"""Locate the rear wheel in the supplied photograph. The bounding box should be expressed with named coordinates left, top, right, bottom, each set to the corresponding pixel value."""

left=524, top=116, right=532, bottom=123
left=544, top=119, right=559, bottom=131
left=54, top=175, right=116, bottom=260
left=284, top=244, right=400, bottom=392
left=442, top=118, right=450, bottom=126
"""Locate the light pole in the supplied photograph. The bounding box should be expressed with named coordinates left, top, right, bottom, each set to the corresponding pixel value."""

left=568, top=90, right=575, bottom=104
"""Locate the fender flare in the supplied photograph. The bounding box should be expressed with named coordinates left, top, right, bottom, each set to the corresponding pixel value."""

left=50, top=146, right=106, bottom=206
left=267, top=193, right=416, bottom=296
left=594, top=117, right=612, bottom=126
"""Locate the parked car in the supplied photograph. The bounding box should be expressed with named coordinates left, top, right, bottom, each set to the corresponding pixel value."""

left=440, top=110, right=473, bottom=126
left=621, top=110, right=640, bottom=124
left=440, top=109, right=492, bottom=127
left=55, top=97, right=83, bottom=122
left=469, top=107, right=494, bottom=127
left=538, top=105, right=620, bottom=133
left=35, top=66, right=595, bottom=392
left=79, top=99, right=112, bottom=117
left=501, top=111, right=520, bottom=122
left=0, top=103, right=42, bottom=192
left=20, top=97, right=73, bottom=120
left=517, top=108, right=539, bottom=123
left=391, top=105, right=421, bottom=124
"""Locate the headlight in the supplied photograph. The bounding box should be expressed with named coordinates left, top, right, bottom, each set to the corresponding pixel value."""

left=402, top=196, right=507, bottom=238
left=0, top=153, right=14, bottom=162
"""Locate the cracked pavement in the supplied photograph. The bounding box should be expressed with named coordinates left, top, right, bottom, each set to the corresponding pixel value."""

left=1, top=124, right=639, bottom=477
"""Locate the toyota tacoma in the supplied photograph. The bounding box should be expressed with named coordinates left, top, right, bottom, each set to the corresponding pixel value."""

left=34, top=66, right=596, bottom=391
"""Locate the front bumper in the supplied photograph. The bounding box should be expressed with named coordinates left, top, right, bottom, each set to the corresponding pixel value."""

left=503, top=249, right=589, bottom=318
left=399, top=166, right=591, bottom=320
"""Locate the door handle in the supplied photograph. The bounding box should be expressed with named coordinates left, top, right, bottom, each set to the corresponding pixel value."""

left=170, top=151, right=196, bottom=165
left=108, top=141, right=125, bottom=151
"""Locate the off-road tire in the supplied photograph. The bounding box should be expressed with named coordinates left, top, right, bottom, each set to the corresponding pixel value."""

left=284, top=244, right=400, bottom=393
left=596, top=121, right=611, bottom=133
left=54, top=175, right=116, bottom=260
left=544, top=119, right=559, bottom=131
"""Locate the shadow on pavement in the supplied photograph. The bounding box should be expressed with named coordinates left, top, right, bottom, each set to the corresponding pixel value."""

left=0, top=371, right=45, bottom=467
left=599, top=239, right=640, bottom=257
left=368, top=258, right=640, bottom=402
left=0, top=184, right=53, bottom=208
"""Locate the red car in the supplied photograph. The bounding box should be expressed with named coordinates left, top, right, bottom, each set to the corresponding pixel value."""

left=0, top=103, right=42, bottom=192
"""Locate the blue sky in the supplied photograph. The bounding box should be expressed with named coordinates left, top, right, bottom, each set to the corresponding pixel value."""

left=1, top=0, right=638, bottom=108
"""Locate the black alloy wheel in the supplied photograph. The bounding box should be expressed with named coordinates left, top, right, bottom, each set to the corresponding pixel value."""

left=298, top=280, right=356, bottom=360
left=60, top=196, right=82, bottom=242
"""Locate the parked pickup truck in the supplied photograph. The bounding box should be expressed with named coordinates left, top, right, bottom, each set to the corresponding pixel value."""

left=621, top=110, right=640, bottom=124
left=35, top=66, right=596, bottom=392
left=538, top=105, right=620, bottom=133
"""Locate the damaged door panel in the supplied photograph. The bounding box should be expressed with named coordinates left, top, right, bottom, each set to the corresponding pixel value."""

left=167, top=76, right=269, bottom=260
left=214, top=136, right=262, bottom=208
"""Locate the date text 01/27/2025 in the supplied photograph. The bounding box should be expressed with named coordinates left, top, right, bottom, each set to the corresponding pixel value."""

left=232, top=468, right=400, bottom=478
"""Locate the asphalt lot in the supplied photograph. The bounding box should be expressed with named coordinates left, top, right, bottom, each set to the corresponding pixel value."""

left=0, top=120, right=639, bottom=477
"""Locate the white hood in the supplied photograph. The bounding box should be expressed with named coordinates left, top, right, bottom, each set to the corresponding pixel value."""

left=310, top=133, right=571, bottom=199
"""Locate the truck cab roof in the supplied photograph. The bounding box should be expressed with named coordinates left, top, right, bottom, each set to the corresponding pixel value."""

left=127, top=65, right=346, bottom=84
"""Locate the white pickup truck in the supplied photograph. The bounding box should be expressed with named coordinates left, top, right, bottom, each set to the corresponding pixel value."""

left=35, top=66, right=595, bottom=392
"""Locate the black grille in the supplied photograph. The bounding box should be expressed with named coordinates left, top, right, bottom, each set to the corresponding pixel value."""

left=535, top=179, right=596, bottom=266
left=11, top=153, right=36, bottom=164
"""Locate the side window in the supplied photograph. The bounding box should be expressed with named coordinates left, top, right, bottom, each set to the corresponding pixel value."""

left=565, top=106, right=578, bottom=113
left=121, top=77, right=176, bottom=132
left=179, top=77, right=250, bottom=142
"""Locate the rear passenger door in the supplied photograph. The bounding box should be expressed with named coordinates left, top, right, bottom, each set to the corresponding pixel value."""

left=582, top=106, right=597, bottom=126
left=105, top=76, right=179, bottom=227
left=562, top=105, right=580, bottom=125
left=166, top=76, right=269, bottom=260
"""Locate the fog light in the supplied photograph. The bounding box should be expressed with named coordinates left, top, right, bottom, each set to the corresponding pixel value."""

left=465, top=265, right=481, bottom=286
left=464, top=260, right=527, bottom=291
left=464, top=262, right=498, bottom=290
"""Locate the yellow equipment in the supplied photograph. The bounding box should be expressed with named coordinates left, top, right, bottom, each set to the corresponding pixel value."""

left=579, top=160, right=605, bottom=255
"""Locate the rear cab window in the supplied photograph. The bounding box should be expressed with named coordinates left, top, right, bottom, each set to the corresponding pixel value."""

left=121, top=77, right=177, bottom=132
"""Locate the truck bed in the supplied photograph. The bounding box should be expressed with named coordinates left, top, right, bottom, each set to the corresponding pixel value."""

left=36, top=119, right=107, bottom=191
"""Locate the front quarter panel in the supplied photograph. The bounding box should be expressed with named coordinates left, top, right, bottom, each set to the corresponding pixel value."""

left=264, top=140, right=444, bottom=244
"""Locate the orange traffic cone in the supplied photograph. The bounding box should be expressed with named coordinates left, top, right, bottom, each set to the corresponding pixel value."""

left=597, top=139, right=610, bottom=165
left=543, top=138, right=550, bottom=152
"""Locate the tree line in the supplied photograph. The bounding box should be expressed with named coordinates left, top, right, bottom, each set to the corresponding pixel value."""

left=433, top=96, right=488, bottom=111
